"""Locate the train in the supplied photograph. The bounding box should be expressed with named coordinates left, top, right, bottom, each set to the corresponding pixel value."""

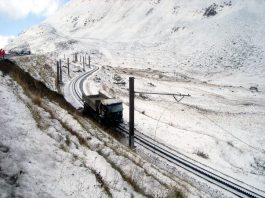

left=82, top=92, right=123, bottom=124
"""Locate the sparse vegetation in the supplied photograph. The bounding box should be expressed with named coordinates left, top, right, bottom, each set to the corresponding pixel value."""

left=139, top=93, right=149, bottom=100
left=249, top=86, right=258, bottom=92
left=90, top=169, right=112, bottom=197
left=113, top=73, right=122, bottom=82
left=146, top=8, right=154, bottom=16
left=167, top=188, right=186, bottom=198
left=94, top=76, right=101, bottom=82
left=65, top=135, right=71, bottom=146
left=250, top=157, right=265, bottom=176
left=31, top=94, right=42, bottom=105
left=204, top=4, right=218, bottom=17
left=148, top=82, right=155, bottom=87
left=171, top=26, right=180, bottom=33
left=227, top=141, right=234, bottom=147
left=195, top=150, right=209, bottom=159
left=59, top=143, right=69, bottom=152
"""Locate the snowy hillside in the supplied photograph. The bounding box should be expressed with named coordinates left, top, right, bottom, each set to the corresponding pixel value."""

left=5, top=0, right=265, bottom=194
left=7, top=0, right=265, bottom=88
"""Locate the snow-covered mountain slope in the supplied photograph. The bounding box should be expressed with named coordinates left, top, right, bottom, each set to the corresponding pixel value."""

left=7, top=0, right=265, bottom=88
left=5, top=0, right=265, bottom=192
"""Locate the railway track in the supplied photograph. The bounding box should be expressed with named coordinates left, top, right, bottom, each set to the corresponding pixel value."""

left=116, top=124, right=264, bottom=198
left=69, top=65, right=98, bottom=105
left=70, top=67, right=265, bottom=198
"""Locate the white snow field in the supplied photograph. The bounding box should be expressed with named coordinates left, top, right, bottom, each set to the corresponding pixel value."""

left=5, top=0, right=265, bottom=194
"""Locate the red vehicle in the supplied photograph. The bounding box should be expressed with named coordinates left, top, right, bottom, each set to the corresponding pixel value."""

left=0, top=49, right=6, bottom=59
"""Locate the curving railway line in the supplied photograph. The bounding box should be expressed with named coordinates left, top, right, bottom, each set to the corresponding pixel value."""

left=69, top=66, right=265, bottom=198
left=68, top=65, right=99, bottom=106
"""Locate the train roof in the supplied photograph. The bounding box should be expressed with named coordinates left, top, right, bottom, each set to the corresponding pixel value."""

left=101, top=98, right=122, bottom=106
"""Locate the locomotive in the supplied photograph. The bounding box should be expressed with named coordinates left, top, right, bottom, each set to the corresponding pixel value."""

left=82, top=92, right=123, bottom=124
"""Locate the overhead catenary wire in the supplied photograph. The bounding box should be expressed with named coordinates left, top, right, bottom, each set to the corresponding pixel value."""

left=135, top=91, right=190, bottom=97
left=194, top=109, right=265, bottom=153
left=137, top=88, right=264, bottom=153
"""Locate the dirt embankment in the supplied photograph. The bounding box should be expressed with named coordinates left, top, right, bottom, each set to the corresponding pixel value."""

left=0, top=59, right=70, bottom=112
left=13, top=55, right=58, bottom=91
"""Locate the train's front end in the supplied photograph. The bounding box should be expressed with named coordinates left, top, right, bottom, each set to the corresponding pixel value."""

left=101, top=99, right=123, bottom=124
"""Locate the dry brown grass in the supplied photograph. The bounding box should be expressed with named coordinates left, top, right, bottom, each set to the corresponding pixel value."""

left=227, top=141, right=234, bottom=147
left=167, top=188, right=187, bottom=198
left=31, top=93, right=42, bottom=105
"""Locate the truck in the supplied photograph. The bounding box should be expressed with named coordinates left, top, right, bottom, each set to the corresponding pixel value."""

left=9, top=49, right=31, bottom=56
left=82, top=92, right=123, bottom=124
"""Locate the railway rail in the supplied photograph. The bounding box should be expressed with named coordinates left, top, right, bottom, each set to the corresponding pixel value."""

left=70, top=66, right=265, bottom=198
left=116, top=124, right=265, bottom=198
left=69, top=65, right=98, bottom=105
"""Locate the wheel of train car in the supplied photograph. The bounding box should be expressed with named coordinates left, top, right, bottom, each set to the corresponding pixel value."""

left=83, top=105, right=89, bottom=115
left=97, top=117, right=102, bottom=124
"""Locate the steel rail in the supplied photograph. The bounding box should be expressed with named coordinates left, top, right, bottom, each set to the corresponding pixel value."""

left=71, top=67, right=265, bottom=198
left=115, top=124, right=264, bottom=198
left=71, top=66, right=99, bottom=103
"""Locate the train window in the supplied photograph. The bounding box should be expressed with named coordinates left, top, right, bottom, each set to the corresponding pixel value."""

left=107, top=103, right=123, bottom=113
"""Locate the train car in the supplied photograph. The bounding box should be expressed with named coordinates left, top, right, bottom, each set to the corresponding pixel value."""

left=82, top=92, right=123, bottom=124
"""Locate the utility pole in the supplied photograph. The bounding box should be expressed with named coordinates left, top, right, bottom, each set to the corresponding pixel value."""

left=129, top=77, right=135, bottom=148
left=128, top=77, right=191, bottom=149
left=88, top=55, right=91, bottom=68
left=59, top=59, right=63, bottom=83
left=57, top=61, right=60, bottom=84
left=83, top=56, right=85, bottom=72
left=67, top=58, right=70, bottom=76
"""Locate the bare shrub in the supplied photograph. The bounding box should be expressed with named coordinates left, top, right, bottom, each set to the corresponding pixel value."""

left=227, top=141, right=234, bottom=147
left=204, top=4, right=218, bottom=17
left=167, top=187, right=186, bottom=198
left=195, top=150, right=209, bottom=159
left=90, top=169, right=112, bottom=197
left=148, top=82, right=155, bottom=87
left=139, top=93, right=148, bottom=100
left=65, top=135, right=71, bottom=146
left=59, top=144, right=68, bottom=152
